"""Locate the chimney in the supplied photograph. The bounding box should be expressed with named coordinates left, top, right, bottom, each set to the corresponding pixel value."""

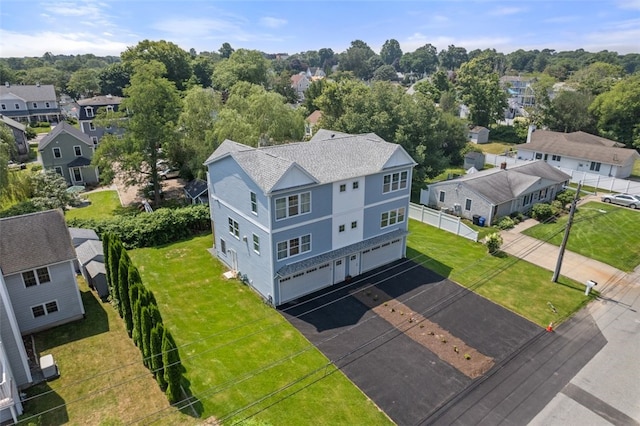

left=526, top=124, right=536, bottom=143
left=500, top=162, right=507, bottom=170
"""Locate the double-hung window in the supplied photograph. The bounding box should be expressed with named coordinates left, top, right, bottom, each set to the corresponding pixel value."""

left=383, top=171, right=408, bottom=193
left=23, top=267, right=51, bottom=288
left=380, top=207, right=406, bottom=228
left=275, top=192, right=311, bottom=220
left=228, top=218, right=239, bottom=239
left=276, top=234, right=311, bottom=260
left=250, top=192, right=258, bottom=214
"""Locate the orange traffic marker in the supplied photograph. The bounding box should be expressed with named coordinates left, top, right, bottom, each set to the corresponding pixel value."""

left=546, top=322, right=554, bottom=332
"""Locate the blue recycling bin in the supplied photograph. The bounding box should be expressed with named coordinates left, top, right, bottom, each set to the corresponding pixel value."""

left=478, top=216, right=486, bottom=227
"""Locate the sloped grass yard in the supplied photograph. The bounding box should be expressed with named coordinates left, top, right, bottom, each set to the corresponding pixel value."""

left=65, top=190, right=122, bottom=221
left=407, top=220, right=594, bottom=327
left=20, top=279, right=192, bottom=425
left=129, top=235, right=391, bottom=425
left=522, top=201, right=640, bottom=272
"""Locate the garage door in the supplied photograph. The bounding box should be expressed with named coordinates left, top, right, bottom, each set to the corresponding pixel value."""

left=361, top=238, right=403, bottom=273
left=279, top=262, right=333, bottom=304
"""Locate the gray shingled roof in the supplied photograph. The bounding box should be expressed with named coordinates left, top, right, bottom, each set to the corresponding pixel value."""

left=85, top=260, right=106, bottom=278
left=39, top=121, right=93, bottom=150
left=68, top=227, right=99, bottom=247
left=0, top=114, right=26, bottom=131
left=0, top=209, right=76, bottom=275
left=433, top=161, right=571, bottom=205
left=523, top=130, right=638, bottom=165
left=76, top=95, right=123, bottom=106
left=205, top=130, right=416, bottom=194
left=0, top=84, right=57, bottom=102
left=75, top=240, right=104, bottom=266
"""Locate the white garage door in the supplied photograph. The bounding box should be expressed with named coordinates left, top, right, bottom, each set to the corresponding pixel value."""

left=279, top=262, right=333, bottom=304
left=361, top=238, right=403, bottom=273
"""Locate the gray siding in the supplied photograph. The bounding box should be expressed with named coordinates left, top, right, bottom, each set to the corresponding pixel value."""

left=364, top=168, right=413, bottom=206
left=428, top=181, right=494, bottom=222
left=0, top=299, right=30, bottom=387
left=40, top=132, right=98, bottom=186
left=4, top=261, right=84, bottom=334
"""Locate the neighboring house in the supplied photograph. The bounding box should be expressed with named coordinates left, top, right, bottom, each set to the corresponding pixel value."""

left=518, top=129, right=640, bottom=179
left=0, top=210, right=85, bottom=400
left=0, top=83, right=61, bottom=123
left=0, top=114, right=29, bottom=159
left=205, top=129, right=416, bottom=306
left=76, top=94, right=124, bottom=146
left=305, top=67, right=326, bottom=80
left=38, top=121, right=99, bottom=186
left=463, top=151, right=485, bottom=171
left=290, top=73, right=310, bottom=101
left=75, top=240, right=104, bottom=280
left=304, top=110, right=322, bottom=138
left=468, top=126, right=490, bottom=144
left=422, top=161, right=570, bottom=225
left=183, top=179, right=209, bottom=205
left=500, top=76, right=536, bottom=107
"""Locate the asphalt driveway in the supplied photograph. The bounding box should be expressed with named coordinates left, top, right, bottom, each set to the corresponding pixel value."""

left=280, top=260, right=542, bottom=425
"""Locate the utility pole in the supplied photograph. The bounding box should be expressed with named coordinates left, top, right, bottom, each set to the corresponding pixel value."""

left=552, top=181, right=582, bottom=283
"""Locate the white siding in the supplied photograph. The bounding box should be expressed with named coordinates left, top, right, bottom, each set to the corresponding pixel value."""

left=278, top=262, right=333, bottom=303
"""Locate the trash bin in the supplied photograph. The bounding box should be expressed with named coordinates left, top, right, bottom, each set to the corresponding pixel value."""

left=478, top=216, right=486, bottom=227
left=472, top=214, right=481, bottom=225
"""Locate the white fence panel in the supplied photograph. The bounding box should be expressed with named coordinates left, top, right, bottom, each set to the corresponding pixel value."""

left=409, top=203, right=479, bottom=242
left=485, top=153, right=640, bottom=194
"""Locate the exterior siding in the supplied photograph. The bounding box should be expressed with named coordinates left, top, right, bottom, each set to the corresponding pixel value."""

left=362, top=198, right=411, bottom=239
left=364, top=167, right=413, bottom=206
left=270, top=184, right=333, bottom=231
left=0, top=288, right=30, bottom=387
left=4, top=261, right=85, bottom=334
left=40, top=132, right=98, bottom=186
left=272, top=218, right=332, bottom=272
left=518, top=148, right=632, bottom=179
left=427, top=182, right=493, bottom=222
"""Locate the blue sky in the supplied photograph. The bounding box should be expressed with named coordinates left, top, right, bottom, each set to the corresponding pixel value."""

left=0, top=0, right=638, bottom=58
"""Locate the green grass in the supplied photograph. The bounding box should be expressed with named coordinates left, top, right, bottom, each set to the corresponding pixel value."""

left=631, top=160, right=640, bottom=180
left=426, top=167, right=466, bottom=183
left=479, top=141, right=518, bottom=155
left=522, top=201, right=640, bottom=272
left=407, top=220, right=594, bottom=327
left=20, top=279, right=193, bottom=426
left=65, top=190, right=121, bottom=220
left=129, top=235, right=391, bottom=426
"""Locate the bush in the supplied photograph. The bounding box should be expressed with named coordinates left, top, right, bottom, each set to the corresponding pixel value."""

left=490, top=124, right=526, bottom=144
left=485, top=232, right=503, bottom=254
left=509, top=211, right=525, bottom=224
left=496, top=216, right=515, bottom=230
left=531, top=203, right=557, bottom=222
left=555, top=191, right=574, bottom=209
left=66, top=204, right=211, bottom=249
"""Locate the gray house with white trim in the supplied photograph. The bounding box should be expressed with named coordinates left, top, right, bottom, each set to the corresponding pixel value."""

left=0, top=114, right=29, bottom=159
left=39, top=121, right=99, bottom=186
left=0, top=209, right=85, bottom=421
left=518, top=130, right=639, bottom=178
left=77, top=95, right=124, bottom=146
left=205, top=129, right=416, bottom=306
left=423, top=161, right=570, bottom=225
left=0, top=83, right=61, bottom=123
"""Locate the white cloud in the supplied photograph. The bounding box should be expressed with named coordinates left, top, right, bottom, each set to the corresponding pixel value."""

left=0, top=29, right=130, bottom=57
left=617, top=0, right=640, bottom=10
left=260, top=17, right=287, bottom=29
left=402, top=32, right=512, bottom=53
left=584, top=25, right=640, bottom=54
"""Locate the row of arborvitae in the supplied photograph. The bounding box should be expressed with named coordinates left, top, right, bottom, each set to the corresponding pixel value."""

left=102, top=232, right=183, bottom=404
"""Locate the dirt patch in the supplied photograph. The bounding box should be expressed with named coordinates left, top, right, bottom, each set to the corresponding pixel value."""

left=352, top=287, right=494, bottom=378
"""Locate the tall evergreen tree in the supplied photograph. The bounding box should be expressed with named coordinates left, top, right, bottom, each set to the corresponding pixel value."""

left=151, top=323, right=166, bottom=389
left=141, top=306, right=153, bottom=368
left=118, top=250, right=133, bottom=334
left=162, top=329, right=183, bottom=404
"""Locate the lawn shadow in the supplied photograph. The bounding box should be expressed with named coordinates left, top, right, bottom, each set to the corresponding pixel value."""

left=406, top=247, right=453, bottom=277
left=35, top=289, right=109, bottom=351
left=19, top=381, right=69, bottom=425
left=177, top=375, right=204, bottom=418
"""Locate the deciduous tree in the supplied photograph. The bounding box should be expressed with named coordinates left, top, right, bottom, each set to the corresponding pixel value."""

left=380, top=39, right=403, bottom=66
left=590, top=74, right=640, bottom=148
left=456, top=55, right=507, bottom=127
left=121, top=39, right=192, bottom=90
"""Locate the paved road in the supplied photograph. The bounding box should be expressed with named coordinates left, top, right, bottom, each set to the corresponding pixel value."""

left=432, top=217, right=640, bottom=425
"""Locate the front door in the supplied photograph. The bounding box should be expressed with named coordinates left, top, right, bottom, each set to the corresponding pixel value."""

left=348, top=253, right=360, bottom=277
left=333, top=258, right=346, bottom=284
left=71, top=167, right=82, bottom=183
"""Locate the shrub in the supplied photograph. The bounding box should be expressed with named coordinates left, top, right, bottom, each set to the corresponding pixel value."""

left=531, top=203, right=557, bottom=222
left=509, top=211, right=525, bottom=223
left=485, top=232, right=503, bottom=254
left=496, top=216, right=515, bottom=230
left=489, top=124, right=526, bottom=144
left=555, top=191, right=574, bottom=209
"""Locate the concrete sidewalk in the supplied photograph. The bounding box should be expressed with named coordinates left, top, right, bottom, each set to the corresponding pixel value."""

left=497, top=218, right=640, bottom=425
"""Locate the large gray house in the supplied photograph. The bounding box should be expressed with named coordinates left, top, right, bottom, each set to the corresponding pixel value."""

left=0, top=83, right=61, bottom=123
left=422, top=161, right=570, bottom=225
left=39, top=121, right=99, bottom=186
left=77, top=95, right=124, bottom=146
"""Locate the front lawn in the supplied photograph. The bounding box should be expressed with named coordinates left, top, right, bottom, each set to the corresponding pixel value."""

left=20, top=279, right=192, bottom=425
left=479, top=141, right=518, bottom=155
left=65, top=190, right=121, bottom=221
left=522, top=201, right=640, bottom=272
left=130, top=235, right=391, bottom=425
left=407, top=220, right=593, bottom=327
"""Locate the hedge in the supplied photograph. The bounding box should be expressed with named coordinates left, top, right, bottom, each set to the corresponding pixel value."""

left=67, top=204, right=210, bottom=249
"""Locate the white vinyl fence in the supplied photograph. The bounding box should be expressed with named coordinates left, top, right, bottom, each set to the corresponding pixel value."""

left=485, top=153, right=640, bottom=194
left=409, top=203, right=479, bottom=242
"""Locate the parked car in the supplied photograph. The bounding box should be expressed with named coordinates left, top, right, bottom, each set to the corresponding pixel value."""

left=601, top=193, right=640, bottom=209
left=159, top=167, right=180, bottom=180
left=7, top=161, right=26, bottom=170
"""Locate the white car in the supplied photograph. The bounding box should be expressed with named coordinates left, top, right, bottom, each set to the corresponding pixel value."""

left=601, top=193, right=640, bottom=209
left=158, top=167, right=180, bottom=180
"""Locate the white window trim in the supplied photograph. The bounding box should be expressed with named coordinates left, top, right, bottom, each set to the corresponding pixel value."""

left=54, top=166, right=63, bottom=175
left=73, top=145, right=82, bottom=156
left=30, top=299, right=59, bottom=318
left=91, top=136, right=98, bottom=145
left=380, top=207, right=406, bottom=228
left=276, top=234, right=311, bottom=260
left=274, top=191, right=311, bottom=221
left=53, top=147, right=61, bottom=158
left=86, top=107, right=94, bottom=118
left=382, top=171, right=408, bottom=194
left=71, top=167, right=83, bottom=183
left=228, top=217, right=240, bottom=239
left=22, top=267, right=51, bottom=288
left=89, top=122, right=96, bottom=131
left=250, top=192, right=258, bottom=215
left=252, top=233, right=260, bottom=254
